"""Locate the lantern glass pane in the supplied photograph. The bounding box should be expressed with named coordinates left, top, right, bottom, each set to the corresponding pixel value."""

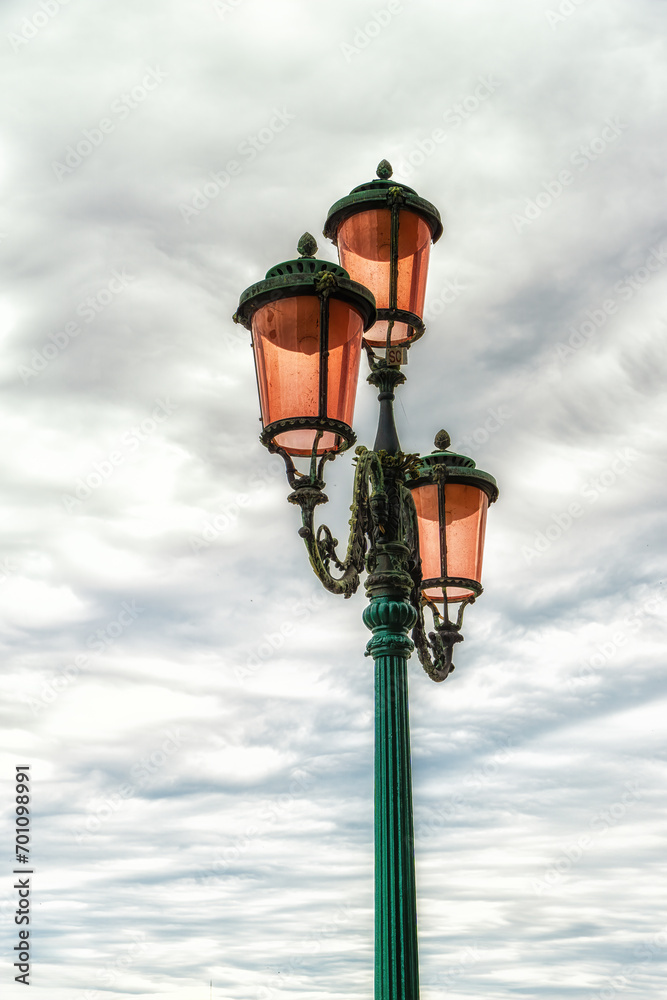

left=337, top=208, right=431, bottom=347
left=411, top=483, right=441, bottom=579
left=414, top=481, right=489, bottom=603
left=252, top=296, right=363, bottom=455
left=326, top=297, right=364, bottom=438
left=442, top=483, right=488, bottom=596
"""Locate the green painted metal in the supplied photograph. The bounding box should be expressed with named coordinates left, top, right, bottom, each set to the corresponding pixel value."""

left=367, top=359, right=407, bottom=455
left=232, top=235, right=376, bottom=333
left=364, top=595, right=420, bottom=1000
left=322, top=160, right=443, bottom=246
left=408, top=432, right=500, bottom=503
left=362, top=419, right=421, bottom=1000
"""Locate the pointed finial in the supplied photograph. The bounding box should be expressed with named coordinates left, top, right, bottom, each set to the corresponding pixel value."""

left=434, top=429, right=451, bottom=451
left=297, top=232, right=318, bottom=258
left=376, top=159, right=393, bottom=180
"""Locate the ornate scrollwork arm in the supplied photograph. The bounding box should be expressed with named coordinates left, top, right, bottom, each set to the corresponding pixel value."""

left=272, top=441, right=386, bottom=598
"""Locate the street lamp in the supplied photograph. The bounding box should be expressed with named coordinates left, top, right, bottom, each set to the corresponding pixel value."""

left=234, top=161, right=498, bottom=1000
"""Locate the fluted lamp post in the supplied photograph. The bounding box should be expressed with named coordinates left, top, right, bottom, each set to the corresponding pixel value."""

left=233, top=161, right=499, bottom=1000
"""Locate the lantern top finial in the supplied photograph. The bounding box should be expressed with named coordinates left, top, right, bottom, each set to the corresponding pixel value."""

left=297, top=232, right=318, bottom=258
left=434, top=429, right=451, bottom=452
left=234, top=242, right=377, bottom=334
left=376, top=159, right=393, bottom=180
left=324, top=166, right=443, bottom=246
left=412, top=434, right=498, bottom=504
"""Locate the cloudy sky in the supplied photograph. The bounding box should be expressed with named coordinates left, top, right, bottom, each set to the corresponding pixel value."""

left=1, top=0, right=666, bottom=997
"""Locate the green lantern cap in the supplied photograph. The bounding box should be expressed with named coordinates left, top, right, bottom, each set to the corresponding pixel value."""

left=410, top=429, right=499, bottom=503
left=234, top=233, right=377, bottom=331
left=323, top=160, right=444, bottom=245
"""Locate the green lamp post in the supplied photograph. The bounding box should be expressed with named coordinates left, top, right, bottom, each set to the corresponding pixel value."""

left=234, top=162, right=498, bottom=1000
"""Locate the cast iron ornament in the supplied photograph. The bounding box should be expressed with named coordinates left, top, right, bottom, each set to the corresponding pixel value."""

left=274, top=406, right=476, bottom=680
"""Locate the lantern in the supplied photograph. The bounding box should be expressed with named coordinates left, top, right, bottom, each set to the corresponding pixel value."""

left=323, top=160, right=443, bottom=350
left=234, top=234, right=376, bottom=457
left=408, top=431, right=498, bottom=604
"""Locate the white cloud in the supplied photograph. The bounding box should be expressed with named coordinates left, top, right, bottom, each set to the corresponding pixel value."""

left=0, top=0, right=666, bottom=997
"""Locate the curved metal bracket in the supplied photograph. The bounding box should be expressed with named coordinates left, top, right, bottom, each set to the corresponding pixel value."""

left=272, top=438, right=386, bottom=598
left=269, top=432, right=334, bottom=492
left=412, top=594, right=476, bottom=682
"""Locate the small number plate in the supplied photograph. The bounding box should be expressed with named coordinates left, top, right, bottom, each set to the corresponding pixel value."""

left=386, top=346, right=408, bottom=366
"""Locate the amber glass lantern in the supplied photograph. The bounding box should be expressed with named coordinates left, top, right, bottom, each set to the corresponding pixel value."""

left=323, top=160, right=442, bottom=350
left=234, top=234, right=376, bottom=457
left=408, top=431, right=498, bottom=605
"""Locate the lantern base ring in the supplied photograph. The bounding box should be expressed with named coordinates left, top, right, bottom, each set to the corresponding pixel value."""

left=260, top=417, right=357, bottom=456
left=365, top=309, right=425, bottom=348
left=420, top=577, right=483, bottom=601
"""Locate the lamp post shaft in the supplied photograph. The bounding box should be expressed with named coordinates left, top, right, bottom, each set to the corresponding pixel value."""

left=364, top=373, right=421, bottom=1000
left=365, top=595, right=420, bottom=1000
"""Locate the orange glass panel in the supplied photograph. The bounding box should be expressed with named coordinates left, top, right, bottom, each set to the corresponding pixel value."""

left=337, top=208, right=431, bottom=347
left=413, top=482, right=489, bottom=603
left=252, top=295, right=363, bottom=456
left=411, top=484, right=441, bottom=579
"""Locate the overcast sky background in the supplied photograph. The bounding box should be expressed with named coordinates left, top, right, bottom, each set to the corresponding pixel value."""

left=0, top=1, right=666, bottom=998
